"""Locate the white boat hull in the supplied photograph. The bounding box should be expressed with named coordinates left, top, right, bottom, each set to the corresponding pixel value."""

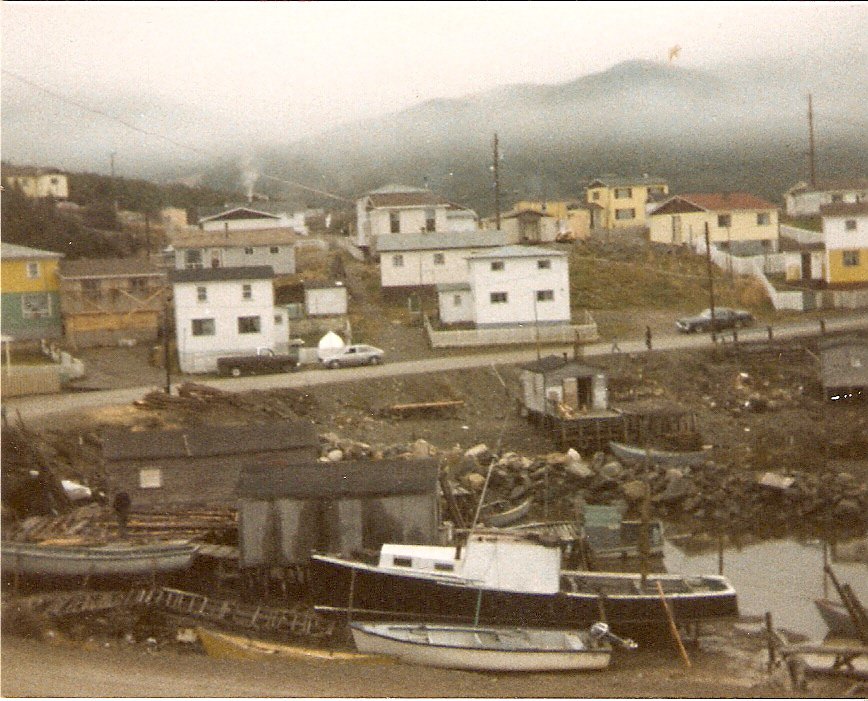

left=350, top=623, right=611, bottom=672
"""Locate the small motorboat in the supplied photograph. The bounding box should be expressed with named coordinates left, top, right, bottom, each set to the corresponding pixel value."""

left=350, top=621, right=634, bottom=672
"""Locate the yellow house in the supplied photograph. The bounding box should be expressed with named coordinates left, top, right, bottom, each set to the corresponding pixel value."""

left=821, top=202, right=868, bottom=285
left=648, top=193, right=779, bottom=249
left=1, top=242, right=64, bottom=341
left=2, top=165, right=69, bottom=199
left=586, top=175, right=668, bottom=230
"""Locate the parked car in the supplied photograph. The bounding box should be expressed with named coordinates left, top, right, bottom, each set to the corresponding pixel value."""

left=321, top=344, right=384, bottom=369
left=217, top=347, right=299, bottom=377
left=675, top=308, right=755, bottom=334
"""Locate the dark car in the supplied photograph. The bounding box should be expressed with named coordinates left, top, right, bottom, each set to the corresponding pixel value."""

left=675, top=307, right=755, bottom=334
left=216, top=347, right=299, bottom=377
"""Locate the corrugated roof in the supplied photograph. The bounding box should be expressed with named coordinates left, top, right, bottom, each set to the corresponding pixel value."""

left=587, top=175, right=667, bottom=188
left=819, top=202, right=868, bottom=216
left=1, top=242, right=63, bottom=259
left=59, top=257, right=164, bottom=279
left=236, top=458, right=438, bottom=499
left=172, top=228, right=298, bottom=248
left=168, top=266, right=274, bottom=284
left=678, top=193, right=778, bottom=211
left=198, top=207, right=281, bottom=223
left=375, top=231, right=509, bottom=252
left=468, top=245, right=566, bottom=260
left=101, top=421, right=319, bottom=461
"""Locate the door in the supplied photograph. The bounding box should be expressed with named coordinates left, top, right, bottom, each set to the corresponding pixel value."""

left=672, top=216, right=682, bottom=244
left=801, top=252, right=812, bottom=280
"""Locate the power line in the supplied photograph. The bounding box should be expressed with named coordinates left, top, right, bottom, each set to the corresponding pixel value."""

left=2, top=69, right=355, bottom=204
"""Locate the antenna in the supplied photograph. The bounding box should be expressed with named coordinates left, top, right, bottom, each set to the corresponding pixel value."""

left=807, top=93, right=817, bottom=188
left=493, top=133, right=501, bottom=230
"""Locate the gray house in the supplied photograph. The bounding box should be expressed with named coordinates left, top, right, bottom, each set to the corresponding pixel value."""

left=236, top=458, right=439, bottom=567
left=171, top=228, right=297, bottom=275
left=101, top=421, right=319, bottom=510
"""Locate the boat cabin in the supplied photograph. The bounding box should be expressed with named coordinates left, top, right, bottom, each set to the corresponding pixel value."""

left=378, top=532, right=562, bottom=595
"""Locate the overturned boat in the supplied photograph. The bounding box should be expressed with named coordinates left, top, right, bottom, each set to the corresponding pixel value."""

left=309, top=531, right=738, bottom=634
left=608, top=441, right=709, bottom=468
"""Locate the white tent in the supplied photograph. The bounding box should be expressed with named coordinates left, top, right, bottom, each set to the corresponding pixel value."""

left=317, top=330, right=345, bottom=360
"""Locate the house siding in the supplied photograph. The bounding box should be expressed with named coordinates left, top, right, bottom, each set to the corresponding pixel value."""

left=587, top=182, right=668, bottom=230
left=0, top=256, right=63, bottom=341
left=824, top=212, right=868, bottom=284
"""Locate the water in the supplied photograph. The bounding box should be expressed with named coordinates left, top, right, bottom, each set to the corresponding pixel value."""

left=664, top=538, right=868, bottom=639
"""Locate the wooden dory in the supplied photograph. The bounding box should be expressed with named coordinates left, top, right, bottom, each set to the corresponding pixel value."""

left=350, top=622, right=614, bottom=672
left=195, top=627, right=379, bottom=662
left=608, top=441, right=709, bottom=468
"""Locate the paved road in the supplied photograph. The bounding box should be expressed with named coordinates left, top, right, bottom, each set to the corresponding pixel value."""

left=4, top=312, right=867, bottom=422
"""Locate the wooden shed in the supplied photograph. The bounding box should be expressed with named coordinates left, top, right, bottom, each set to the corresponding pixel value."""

left=101, top=421, right=319, bottom=510
left=519, top=355, right=609, bottom=417
left=821, top=335, right=868, bottom=402
left=236, top=458, right=439, bottom=567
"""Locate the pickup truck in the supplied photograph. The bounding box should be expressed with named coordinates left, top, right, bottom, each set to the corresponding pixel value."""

left=216, top=348, right=299, bottom=377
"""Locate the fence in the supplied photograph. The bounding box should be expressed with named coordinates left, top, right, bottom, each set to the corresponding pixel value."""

left=1, top=365, right=62, bottom=398
left=424, top=311, right=598, bottom=349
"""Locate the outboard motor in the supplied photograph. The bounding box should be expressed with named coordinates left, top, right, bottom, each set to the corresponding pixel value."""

left=589, top=621, right=638, bottom=650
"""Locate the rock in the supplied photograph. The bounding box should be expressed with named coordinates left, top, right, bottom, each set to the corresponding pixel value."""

left=412, top=439, right=435, bottom=457
left=464, top=444, right=491, bottom=464
left=565, top=461, right=594, bottom=480
left=326, top=449, right=344, bottom=462
left=566, top=448, right=582, bottom=462
left=665, top=468, right=684, bottom=481
left=622, top=480, right=649, bottom=501
left=600, top=462, right=622, bottom=479
left=462, top=473, right=486, bottom=491
left=545, top=452, right=569, bottom=467
left=834, top=498, right=863, bottom=519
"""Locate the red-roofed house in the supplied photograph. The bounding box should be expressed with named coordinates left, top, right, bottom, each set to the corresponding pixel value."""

left=648, top=192, right=779, bottom=250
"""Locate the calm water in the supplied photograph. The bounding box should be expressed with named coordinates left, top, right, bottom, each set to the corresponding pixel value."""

left=664, top=538, right=868, bottom=639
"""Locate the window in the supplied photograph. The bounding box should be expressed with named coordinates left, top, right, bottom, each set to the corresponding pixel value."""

left=129, top=277, right=148, bottom=295
left=392, top=254, right=404, bottom=267
left=434, top=562, right=455, bottom=572
left=50, top=177, right=59, bottom=186
left=649, top=186, right=666, bottom=196
left=615, top=208, right=635, bottom=220
left=184, top=250, right=203, bottom=269
left=242, top=284, right=252, bottom=300
left=389, top=211, right=400, bottom=234
left=591, top=191, right=600, bottom=201
left=81, top=279, right=101, bottom=300
left=433, top=252, right=445, bottom=265
left=831, top=194, right=844, bottom=203
left=191, top=318, right=215, bottom=336
left=238, top=315, right=261, bottom=334
left=139, top=469, right=163, bottom=489
left=490, top=292, right=508, bottom=304
left=196, top=286, right=207, bottom=302
left=614, top=187, right=632, bottom=199
left=491, top=261, right=505, bottom=271
left=26, top=262, right=40, bottom=279
left=757, top=213, right=771, bottom=225
left=244, top=247, right=254, bottom=255
left=21, top=293, right=51, bottom=319
left=393, top=557, right=412, bottom=567
left=270, top=246, right=279, bottom=254
left=537, top=259, right=551, bottom=270
left=845, top=219, right=857, bottom=231
left=536, top=290, right=554, bottom=302
left=453, top=294, right=462, bottom=306
left=425, top=209, right=436, bottom=232
left=718, top=214, right=732, bottom=227
left=274, top=315, right=283, bottom=325
left=843, top=250, right=860, bottom=267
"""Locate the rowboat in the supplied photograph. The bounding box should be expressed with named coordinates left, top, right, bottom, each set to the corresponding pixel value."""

left=609, top=441, right=709, bottom=468
left=814, top=598, right=860, bottom=638
left=349, top=621, right=631, bottom=671
left=1, top=540, right=198, bottom=577
left=481, top=497, right=533, bottom=528
left=195, top=627, right=382, bottom=662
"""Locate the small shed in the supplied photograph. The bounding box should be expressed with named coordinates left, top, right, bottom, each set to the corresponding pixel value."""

left=236, top=458, right=439, bottom=567
left=304, top=280, right=348, bottom=317
left=821, top=336, right=868, bottom=402
left=519, top=355, right=608, bottom=417
left=101, top=421, right=319, bottom=510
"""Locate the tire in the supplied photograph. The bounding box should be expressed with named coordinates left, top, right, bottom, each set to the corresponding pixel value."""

left=327, top=360, right=340, bottom=370
left=369, top=356, right=381, bottom=366
left=230, top=367, right=242, bottom=378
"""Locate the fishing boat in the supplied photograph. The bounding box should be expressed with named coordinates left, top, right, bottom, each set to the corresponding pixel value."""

left=195, top=627, right=380, bottom=662
left=309, top=531, right=738, bottom=634
left=1, top=540, right=198, bottom=577
left=608, top=441, right=709, bottom=468
left=349, top=620, right=632, bottom=672
left=814, top=598, right=860, bottom=638
left=580, top=505, right=665, bottom=561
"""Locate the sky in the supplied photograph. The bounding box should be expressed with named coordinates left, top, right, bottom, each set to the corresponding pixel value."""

left=2, top=1, right=867, bottom=174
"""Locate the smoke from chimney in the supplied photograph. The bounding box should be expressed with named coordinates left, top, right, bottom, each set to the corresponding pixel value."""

left=240, top=154, right=258, bottom=203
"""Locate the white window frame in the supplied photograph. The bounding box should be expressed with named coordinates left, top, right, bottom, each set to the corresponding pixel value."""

left=845, top=219, right=857, bottom=231
left=196, top=286, right=207, bottom=302
left=270, top=246, right=279, bottom=254
left=392, top=254, right=404, bottom=267
left=490, top=261, right=505, bottom=271
left=718, top=213, right=732, bottom=228
left=238, top=315, right=261, bottom=334
left=244, top=246, right=254, bottom=255
left=26, top=262, right=40, bottom=279
left=842, top=250, right=860, bottom=267
left=184, top=250, right=203, bottom=270
left=21, top=293, right=51, bottom=319
left=433, top=252, right=445, bottom=265
left=537, top=259, right=551, bottom=270
left=389, top=211, right=400, bottom=234
left=614, top=187, right=632, bottom=199
left=757, top=212, right=771, bottom=226
left=242, top=284, right=252, bottom=300
left=490, top=291, right=508, bottom=304
left=615, top=208, right=635, bottom=220
left=536, top=289, right=554, bottom=302
left=453, top=294, right=462, bottom=306
left=191, top=318, right=215, bottom=336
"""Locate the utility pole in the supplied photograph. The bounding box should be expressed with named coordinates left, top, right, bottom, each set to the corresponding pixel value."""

left=807, top=94, right=817, bottom=188
left=110, top=151, right=119, bottom=214
left=704, top=225, right=717, bottom=342
left=163, top=296, right=172, bottom=395
left=493, top=133, right=501, bottom=230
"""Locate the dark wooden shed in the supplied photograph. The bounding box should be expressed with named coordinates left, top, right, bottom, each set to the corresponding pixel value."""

left=101, top=421, right=320, bottom=510
left=236, top=458, right=440, bottom=567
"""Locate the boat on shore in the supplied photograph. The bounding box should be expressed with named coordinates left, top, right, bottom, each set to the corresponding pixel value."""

left=480, top=497, right=533, bottom=528
left=814, top=598, right=860, bottom=638
left=195, top=627, right=380, bottom=662
left=1, top=540, right=198, bottom=577
left=609, top=441, right=709, bottom=468
left=309, top=531, right=738, bottom=634
left=349, top=620, right=632, bottom=672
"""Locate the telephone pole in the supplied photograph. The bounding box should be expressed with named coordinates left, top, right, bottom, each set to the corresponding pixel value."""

left=807, top=94, right=817, bottom=188
left=704, top=225, right=717, bottom=342
left=493, top=133, right=501, bottom=230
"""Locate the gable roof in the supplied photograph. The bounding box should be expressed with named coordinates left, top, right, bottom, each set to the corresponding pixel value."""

left=519, top=354, right=599, bottom=377
left=1, top=242, right=63, bottom=260
left=653, top=193, right=777, bottom=214
left=787, top=179, right=868, bottom=195
left=198, top=207, right=282, bottom=223
left=468, top=245, right=566, bottom=260
left=168, top=265, right=274, bottom=284
left=375, top=231, right=508, bottom=252
left=101, top=421, right=319, bottom=461
left=59, top=257, right=164, bottom=279
left=819, top=202, right=868, bottom=217
left=171, top=228, right=298, bottom=249
left=366, top=184, right=430, bottom=195
left=366, top=190, right=451, bottom=208
left=587, top=175, right=667, bottom=188
left=236, top=458, right=438, bottom=499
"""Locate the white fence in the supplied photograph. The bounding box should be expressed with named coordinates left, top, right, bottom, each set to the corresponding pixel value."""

left=424, top=311, right=598, bottom=349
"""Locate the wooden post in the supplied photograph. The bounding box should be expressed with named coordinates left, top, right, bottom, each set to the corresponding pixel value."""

left=347, top=568, right=356, bottom=625
left=474, top=587, right=483, bottom=627
left=657, top=580, right=691, bottom=667
left=765, top=611, right=777, bottom=672
left=822, top=542, right=829, bottom=599
left=596, top=593, right=608, bottom=624
left=718, top=533, right=725, bottom=575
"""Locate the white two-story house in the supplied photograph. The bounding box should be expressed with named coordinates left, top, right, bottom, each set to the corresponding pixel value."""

left=355, top=184, right=477, bottom=250
left=437, top=245, right=570, bottom=327
left=170, top=229, right=297, bottom=275
left=821, top=202, right=868, bottom=286
left=376, top=231, right=509, bottom=288
left=785, top=179, right=868, bottom=217
left=170, top=266, right=283, bottom=373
